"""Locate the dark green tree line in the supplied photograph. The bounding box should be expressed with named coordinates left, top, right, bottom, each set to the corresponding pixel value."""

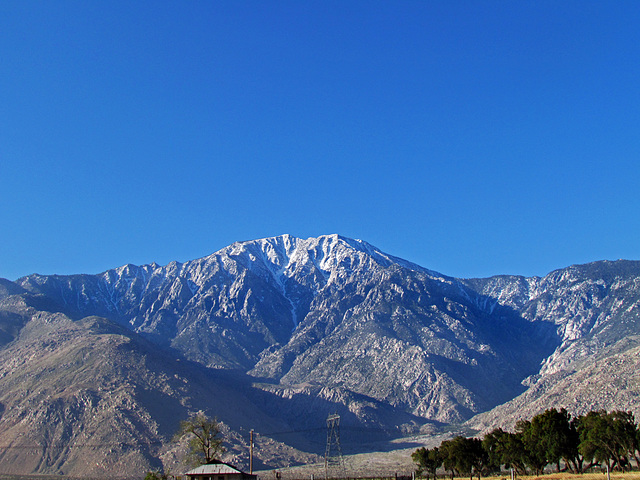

left=412, top=408, right=639, bottom=478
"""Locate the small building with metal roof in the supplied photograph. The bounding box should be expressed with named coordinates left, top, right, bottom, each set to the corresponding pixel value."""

left=184, top=462, right=258, bottom=480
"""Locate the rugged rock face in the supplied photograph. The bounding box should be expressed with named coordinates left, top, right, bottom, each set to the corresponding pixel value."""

left=15, top=235, right=559, bottom=424
left=464, top=260, right=640, bottom=432
left=467, top=342, right=640, bottom=434
left=1, top=235, right=639, bottom=477
left=0, top=304, right=317, bottom=477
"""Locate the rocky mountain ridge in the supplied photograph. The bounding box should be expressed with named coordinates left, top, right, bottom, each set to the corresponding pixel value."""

left=1, top=234, right=638, bottom=477
left=16, top=235, right=558, bottom=422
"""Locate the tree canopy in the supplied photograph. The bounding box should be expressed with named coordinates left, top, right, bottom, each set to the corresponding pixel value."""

left=174, top=412, right=225, bottom=466
left=411, top=446, right=442, bottom=480
left=578, top=410, right=637, bottom=471
left=412, top=408, right=640, bottom=478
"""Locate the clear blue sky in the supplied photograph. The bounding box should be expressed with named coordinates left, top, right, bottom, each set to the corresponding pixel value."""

left=1, top=1, right=639, bottom=280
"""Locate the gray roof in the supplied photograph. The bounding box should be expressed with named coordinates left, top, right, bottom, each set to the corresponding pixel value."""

left=186, top=463, right=244, bottom=475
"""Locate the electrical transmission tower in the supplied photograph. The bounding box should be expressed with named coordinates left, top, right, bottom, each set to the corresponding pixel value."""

left=324, top=413, right=346, bottom=479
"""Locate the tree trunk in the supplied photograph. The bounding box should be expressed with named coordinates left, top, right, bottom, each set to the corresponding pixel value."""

left=568, top=458, right=581, bottom=474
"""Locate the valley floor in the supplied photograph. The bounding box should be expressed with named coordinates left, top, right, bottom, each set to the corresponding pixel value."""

left=267, top=471, right=640, bottom=480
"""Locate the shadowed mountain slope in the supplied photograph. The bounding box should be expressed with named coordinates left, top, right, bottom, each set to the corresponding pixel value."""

left=0, top=236, right=637, bottom=477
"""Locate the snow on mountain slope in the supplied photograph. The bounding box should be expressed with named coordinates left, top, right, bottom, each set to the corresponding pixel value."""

left=14, top=237, right=640, bottom=427
left=4, top=235, right=640, bottom=476
left=17, top=235, right=427, bottom=366
left=17, top=234, right=548, bottom=423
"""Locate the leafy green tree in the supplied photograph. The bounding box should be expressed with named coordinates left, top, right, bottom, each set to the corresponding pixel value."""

left=578, top=410, right=636, bottom=471
left=481, top=428, right=505, bottom=472
left=412, top=446, right=442, bottom=480
left=579, top=410, right=614, bottom=470
left=515, top=419, right=547, bottom=475
left=468, top=437, right=490, bottom=480
left=482, top=428, right=527, bottom=475
left=529, top=408, right=581, bottom=473
left=173, top=412, right=225, bottom=466
left=611, top=410, right=638, bottom=469
left=504, top=431, right=530, bottom=475
left=567, top=413, right=584, bottom=473
left=439, top=438, right=459, bottom=480
left=439, top=436, right=487, bottom=480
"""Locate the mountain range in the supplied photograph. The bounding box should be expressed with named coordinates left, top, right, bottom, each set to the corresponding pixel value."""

left=0, top=234, right=638, bottom=478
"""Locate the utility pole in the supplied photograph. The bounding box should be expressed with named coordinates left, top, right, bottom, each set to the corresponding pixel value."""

left=250, top=429, right=254, bottom=474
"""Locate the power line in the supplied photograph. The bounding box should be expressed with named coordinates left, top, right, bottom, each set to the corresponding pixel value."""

left=0, top=440, right=164, bottom=451
left=0, top=425, right=406, bottom=452
left=258, top=425, right=402, bottom=437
